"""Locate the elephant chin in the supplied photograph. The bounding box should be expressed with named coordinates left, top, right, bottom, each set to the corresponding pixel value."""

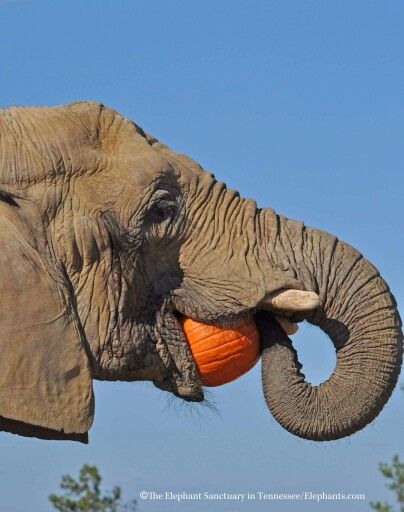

left=152, top=308, right=204, bottom=403
left=256, top=211, right=403, bottom=441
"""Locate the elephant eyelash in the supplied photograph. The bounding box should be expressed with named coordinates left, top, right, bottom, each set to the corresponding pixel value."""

left=0, top=191, right=19, bottom=207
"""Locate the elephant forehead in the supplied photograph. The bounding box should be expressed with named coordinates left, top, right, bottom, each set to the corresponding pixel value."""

left=74, top=149, right=174, bottom=209
left=0, top=103, right=155, bottom=187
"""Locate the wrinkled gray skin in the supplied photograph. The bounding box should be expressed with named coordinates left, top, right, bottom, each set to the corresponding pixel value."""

left=0, top=102, right=401, bottom=443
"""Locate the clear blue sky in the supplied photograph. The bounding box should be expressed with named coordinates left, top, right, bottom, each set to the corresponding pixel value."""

left=0, top=1, right=403, bottom=511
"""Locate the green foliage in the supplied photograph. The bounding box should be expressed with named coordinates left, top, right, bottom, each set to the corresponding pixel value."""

left=49, top=464, right=137, bottom=512
left=370, top=455, right=404, bottom=512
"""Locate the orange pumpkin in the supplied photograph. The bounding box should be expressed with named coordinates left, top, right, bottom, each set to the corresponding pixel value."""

left=179, top=316, right=260, bottom=387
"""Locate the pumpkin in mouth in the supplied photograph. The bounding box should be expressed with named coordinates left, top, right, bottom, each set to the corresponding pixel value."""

left=179, top=316, right=260, bottom=386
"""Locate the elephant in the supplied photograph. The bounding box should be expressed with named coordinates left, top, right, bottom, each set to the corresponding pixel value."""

left=0, top=101, right=401, bottom=443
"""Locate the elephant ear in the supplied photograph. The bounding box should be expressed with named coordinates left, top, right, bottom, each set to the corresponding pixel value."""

left=0, top=214, right=94, bottom=443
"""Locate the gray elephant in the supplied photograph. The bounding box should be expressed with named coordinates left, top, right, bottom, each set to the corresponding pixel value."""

left=0, top=102, right=401, bottom=443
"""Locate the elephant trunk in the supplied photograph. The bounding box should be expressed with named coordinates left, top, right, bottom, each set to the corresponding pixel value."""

left=258, top=209, right=403, bottom=440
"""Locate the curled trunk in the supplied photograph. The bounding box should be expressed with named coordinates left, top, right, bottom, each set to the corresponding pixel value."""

left=259, top=210, right=403, bottom=440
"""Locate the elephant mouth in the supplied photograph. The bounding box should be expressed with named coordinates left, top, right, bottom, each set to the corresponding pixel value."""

left=152, top=302, right=256, bottom=403
left=153, top=288, right=319, bottom=403
left=153, top=302, right=262, bottom=403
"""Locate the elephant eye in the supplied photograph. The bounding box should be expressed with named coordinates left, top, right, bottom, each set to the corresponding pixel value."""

left=146, top=199, right=178, bottom=226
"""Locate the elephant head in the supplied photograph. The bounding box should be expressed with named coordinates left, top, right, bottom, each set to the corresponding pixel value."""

left=0, top=102, right=401, bottom=443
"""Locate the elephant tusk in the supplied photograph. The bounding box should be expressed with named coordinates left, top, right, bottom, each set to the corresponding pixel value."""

left=261, top=289, right=320, bottom=313
left=274, top=315, right=299, bottom=336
